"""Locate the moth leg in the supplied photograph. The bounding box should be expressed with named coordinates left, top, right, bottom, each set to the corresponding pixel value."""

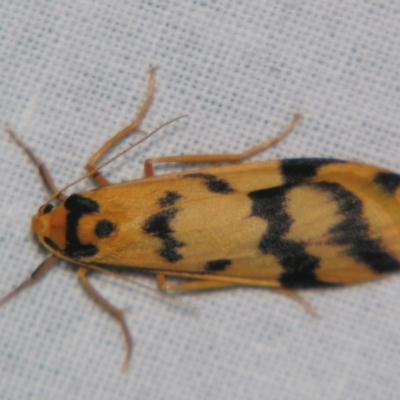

left=157, top=274, right=317, bottom=316
left=277, top=288, right=318, bottom=318
left=144, top=113, right=301, bottom=177
left=156, top=273, right=237, bottom=291
left=6, top=128, right=66, bottom=200
left=86, top=68, right=156, bottom=187
left=0, top=255, right=57, bottom=308
left=78, top=266, right=133, bottom=370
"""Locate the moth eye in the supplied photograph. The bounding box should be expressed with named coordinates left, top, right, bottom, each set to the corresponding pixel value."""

left=40, top=204, right=54, bottom=214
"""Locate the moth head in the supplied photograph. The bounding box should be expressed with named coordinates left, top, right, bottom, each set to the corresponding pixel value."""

left=32, top=202, right=67, bottom=254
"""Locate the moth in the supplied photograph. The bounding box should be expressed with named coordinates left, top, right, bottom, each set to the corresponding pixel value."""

left=3, top=69, right=400, bottom=368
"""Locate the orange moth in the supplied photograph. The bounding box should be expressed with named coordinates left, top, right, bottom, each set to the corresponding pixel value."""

left=2, top=69, right=400, bottom=368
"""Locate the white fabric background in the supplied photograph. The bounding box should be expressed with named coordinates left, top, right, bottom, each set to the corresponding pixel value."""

left=1, top=1, right=400, bottom=399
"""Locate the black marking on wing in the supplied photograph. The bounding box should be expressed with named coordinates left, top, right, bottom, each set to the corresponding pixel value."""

left=374, top=172, right=400, bottom=194
left=280, top=159, right=341, bottom=184
left=63, top=194, right=99, bottom=258
left=280, top=270, right=340, bottom=288
left=142, top=208, right=185, bottom=263
left=184, top=173, right=234, bottom=194
left=95, top=219, right=116, bottom=238
left=159, top=191, right=182, bottom=207
left=205, top=259, right=232, bottom=272
left=65, top=194, right=99, bottom=213
left=249, top=185, right=293, bottom=232
left=248, top=185, right=334, bottom=288
left=317, top=181, right=400, bottom=274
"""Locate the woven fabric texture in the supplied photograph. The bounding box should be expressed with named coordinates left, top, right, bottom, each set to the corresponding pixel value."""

left=1, top=2, right=400, bottom=399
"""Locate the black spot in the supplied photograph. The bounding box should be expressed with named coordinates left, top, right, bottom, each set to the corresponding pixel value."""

left=316, top=181, right=400, bottom=274
left=43, top=236, right=60, bottom=252
left=159, top=191, right=182, bottom=207
left=42, top=204, right=54, bottom=214
left=143, top=208, right=185, bottom=262
left=95, top=219, right=115, bottom=238
left=184, top=173, right=234, bottom=194
left=63, top=194, right=99, bottom=259
left=248, top=184, right=330, bottom=289
left=280, top=159, right=341, bottom=184
left=374, top=172, right=400, bottom=194
left=205, top=259, right=232, bottom=272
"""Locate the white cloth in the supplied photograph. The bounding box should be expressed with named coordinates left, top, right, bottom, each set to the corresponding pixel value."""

left=1, top=1, right=400, bottom=399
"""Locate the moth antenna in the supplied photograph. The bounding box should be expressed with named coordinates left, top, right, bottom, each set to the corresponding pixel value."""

left=95, top=115, right=188, bottom=173
left=41, top=114, right=188, bottom=210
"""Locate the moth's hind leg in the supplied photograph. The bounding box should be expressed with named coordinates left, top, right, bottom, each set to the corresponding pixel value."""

left=156, top=273, right=317, bottom=317
left=156, top=273, right=237, bottom=291
left=86, top=68, right=156, bottom=187
left=277, top=288, right=318, bottom=318
left=144, top=113, right=301, bottom=177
